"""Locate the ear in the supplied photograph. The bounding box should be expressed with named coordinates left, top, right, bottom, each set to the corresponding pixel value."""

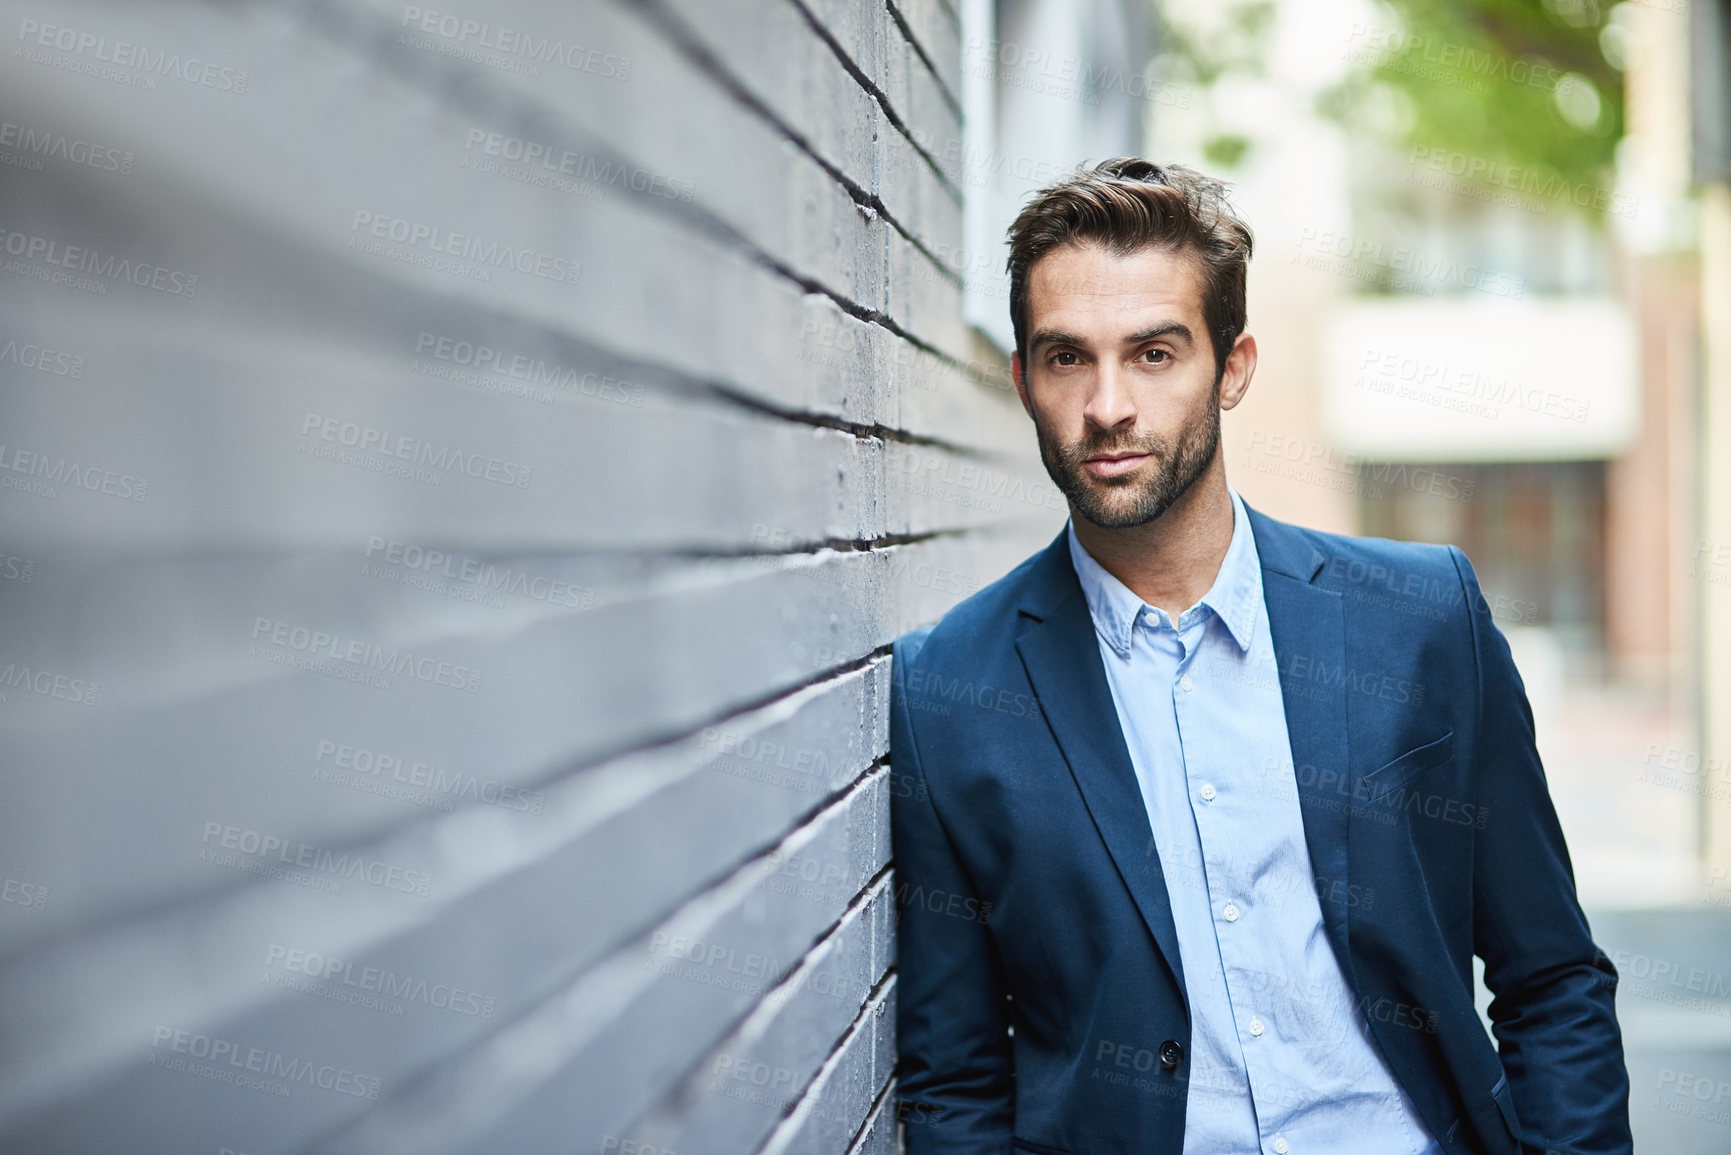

left=1011, top=352, right=1035, bottom=420
left=1217, top=332, right=1258, bottom=412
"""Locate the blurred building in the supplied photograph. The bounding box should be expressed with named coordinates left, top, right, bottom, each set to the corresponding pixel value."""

left=1693, top=0, right=1731, bottom=883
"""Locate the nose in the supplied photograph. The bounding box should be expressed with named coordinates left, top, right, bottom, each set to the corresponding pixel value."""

left=1081, top=361, right=1136, bottom=433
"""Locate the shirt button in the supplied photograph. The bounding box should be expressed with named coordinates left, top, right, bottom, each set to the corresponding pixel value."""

left=1272, top=1137, right=1289, bottom=1154
left=1199, top=783, right=1217, bottom=802
left=1179, top=674, right=1194, bottom=692
left=1222, top=902, right=1240, bottom=922
left=1248, top=1017, right=1265, bottom=1037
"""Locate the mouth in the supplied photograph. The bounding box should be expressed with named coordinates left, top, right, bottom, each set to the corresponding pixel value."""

left=1083, top=452, right=1150, bottom=478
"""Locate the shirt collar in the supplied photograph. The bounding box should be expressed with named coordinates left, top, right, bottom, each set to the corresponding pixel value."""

left=1066, top=487, right=1262, bottom=659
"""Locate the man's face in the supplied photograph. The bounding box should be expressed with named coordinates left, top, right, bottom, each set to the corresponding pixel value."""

left=1013, top=242, right=1235, bottom=530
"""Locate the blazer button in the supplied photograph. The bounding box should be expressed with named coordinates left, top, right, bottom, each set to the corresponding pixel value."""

left=1158, top=1040, right=1183, bottom=1070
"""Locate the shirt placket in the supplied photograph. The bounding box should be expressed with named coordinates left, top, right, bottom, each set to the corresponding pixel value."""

left=1173, top=614, right=1291, bottom=1155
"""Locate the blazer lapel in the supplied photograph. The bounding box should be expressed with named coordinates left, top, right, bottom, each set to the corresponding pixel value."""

left=1250, top=508, right=1356, bottom=983
left=1011, top=506, right=1359, bottom=1007
left=1014, top=542, right=1188, bottom=1005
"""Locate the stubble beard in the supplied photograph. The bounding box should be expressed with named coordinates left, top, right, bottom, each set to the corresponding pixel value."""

left=1033, top=384, right=1222, bottom=530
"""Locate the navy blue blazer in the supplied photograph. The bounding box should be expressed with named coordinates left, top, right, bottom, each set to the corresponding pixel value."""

left=890, top=503, right=1631, bottom=1155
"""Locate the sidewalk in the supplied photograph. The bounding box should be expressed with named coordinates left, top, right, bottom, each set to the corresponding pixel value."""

left=1518, top=639, right=1730, bottom=1153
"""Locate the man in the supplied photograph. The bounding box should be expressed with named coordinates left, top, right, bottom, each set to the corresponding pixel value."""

left=890, top=159, right=1631, bottom=1155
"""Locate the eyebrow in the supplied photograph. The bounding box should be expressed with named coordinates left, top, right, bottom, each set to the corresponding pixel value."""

left=1029, top=321, right=1195, bottom=353
left=1124, top=322, right=1195, bottom=347
left=1028, top=329, right=1087, bottom=352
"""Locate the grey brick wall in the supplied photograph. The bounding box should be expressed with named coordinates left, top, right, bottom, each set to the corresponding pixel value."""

left=0, top=1, right=1060, bottom=1152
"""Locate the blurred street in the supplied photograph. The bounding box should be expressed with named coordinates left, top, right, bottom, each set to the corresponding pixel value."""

left=1535, top=659, right=1730, bottom=1152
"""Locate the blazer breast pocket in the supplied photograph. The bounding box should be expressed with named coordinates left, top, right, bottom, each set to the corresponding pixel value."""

left=1361, top=731, right=1454, bottom=801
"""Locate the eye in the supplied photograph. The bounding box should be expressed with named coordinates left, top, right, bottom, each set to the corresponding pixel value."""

left=1139, top=348, right=1171, bottom=365
left=1049, top=350, right=1080, bottom=367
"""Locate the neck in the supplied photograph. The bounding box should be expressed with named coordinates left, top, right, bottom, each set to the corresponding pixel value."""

left=1069, top=463, right=1236, bottom=621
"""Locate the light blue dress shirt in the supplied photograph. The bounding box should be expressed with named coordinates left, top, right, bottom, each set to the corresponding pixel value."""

left=1066, top=488, right=1443, bottom=1155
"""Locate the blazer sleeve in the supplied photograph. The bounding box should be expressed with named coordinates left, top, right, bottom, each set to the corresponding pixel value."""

left=890, top=635, right=1016, bottom=1153
left=1453, top=547, right=1633, bottom=1154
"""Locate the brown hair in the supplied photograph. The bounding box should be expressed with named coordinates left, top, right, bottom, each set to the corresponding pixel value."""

left=1006, top=158, right=1253, bottom=380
